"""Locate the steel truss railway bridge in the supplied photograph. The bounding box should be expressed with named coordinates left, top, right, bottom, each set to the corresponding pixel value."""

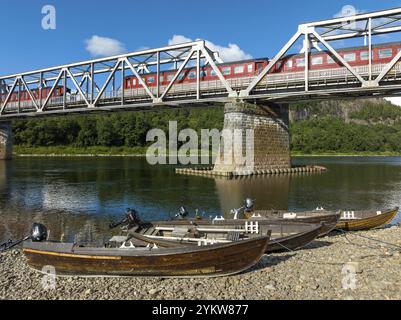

left=1, top=8, right=401, bottom=174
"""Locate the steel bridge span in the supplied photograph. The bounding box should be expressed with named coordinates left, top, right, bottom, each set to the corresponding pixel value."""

left=2, top=8, right=401, bottom=119
left=1, top=7, right=401, bottom=173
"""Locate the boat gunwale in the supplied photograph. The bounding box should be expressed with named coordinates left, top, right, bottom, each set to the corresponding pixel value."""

left=23, top=235, right=270, bottom=258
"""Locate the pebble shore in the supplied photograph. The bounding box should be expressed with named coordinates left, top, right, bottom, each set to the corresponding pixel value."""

left=1, top=225, right=401, bottom=300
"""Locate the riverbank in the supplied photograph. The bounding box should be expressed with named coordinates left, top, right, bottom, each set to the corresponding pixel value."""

left=291, top=151, right=401, bottom=157
left=14, top=146, right=148, bottom=157
left=1, top=225, right=401, bottom=300
left=13, top=146, right=401, bottom=158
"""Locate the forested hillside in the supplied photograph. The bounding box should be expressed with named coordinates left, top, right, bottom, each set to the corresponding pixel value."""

left=11, top=98, right=401, bottom=155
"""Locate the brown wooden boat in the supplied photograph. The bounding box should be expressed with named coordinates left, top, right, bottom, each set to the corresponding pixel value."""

left=336, top=207, right=399, bottom=231
left=23, top=235, right=270, bottom=278
left=246, top=209, right=341, bottom=237
left=127, top=219, right=323, bottom=253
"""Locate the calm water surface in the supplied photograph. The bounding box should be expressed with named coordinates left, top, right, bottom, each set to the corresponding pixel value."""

left=1, top=156, right=400, bottom=243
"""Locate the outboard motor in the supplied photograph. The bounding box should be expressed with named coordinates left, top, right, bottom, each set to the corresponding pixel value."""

left=175, top=206, right=189, bottom=220
left=109, top=208, right=144, bottom=230
left=1, top=223, right=48, bottom=253
left=126, top=208, right=142, bottom=226
left=30, top=223, right=48, bottom=242
left=244, top=198, right=255, bottom=213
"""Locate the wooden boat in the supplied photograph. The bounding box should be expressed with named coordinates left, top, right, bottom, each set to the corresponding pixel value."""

left=336, top=207, right=399, bottom=231
left=246, top=209, right=341, bottom=237
left=23, top=235, right=270, bottom=278
left=127, top=220, right=323, bottom=253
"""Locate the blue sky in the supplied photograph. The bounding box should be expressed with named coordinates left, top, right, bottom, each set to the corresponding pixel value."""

left=1, top=0, right=401, bottom=75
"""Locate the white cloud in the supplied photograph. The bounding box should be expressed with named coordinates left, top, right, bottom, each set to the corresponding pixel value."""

left=168, top=35, right=252, bottom=62
left=385, top=97, right=401, bottom=107
left=85, top=35, right=127, bottom=57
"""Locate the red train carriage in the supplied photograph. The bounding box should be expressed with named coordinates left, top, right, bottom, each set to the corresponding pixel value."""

left=279, top=41, right=401, bottom=73
left=0, top=86, right=68, bottom=104
left=123, top=41, right=401, bottom=90
left=2, top=40, right=401, bottom=110
left=124, top=59, right=270, bottom=90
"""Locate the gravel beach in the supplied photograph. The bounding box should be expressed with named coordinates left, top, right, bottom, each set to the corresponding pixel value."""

left=1, top=225, right=401, bottom=300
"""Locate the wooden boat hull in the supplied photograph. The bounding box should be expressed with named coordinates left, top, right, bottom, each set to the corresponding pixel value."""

left=23, top=236, right=269, bottom=278
left=337, top=207, right=399, bottom=231
left=250, top=210, right=340, bottom=237
left=132, top=220, right=322, bottom=254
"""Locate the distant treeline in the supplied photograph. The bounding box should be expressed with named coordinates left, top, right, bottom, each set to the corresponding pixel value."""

left=291, top=117, right=401, bottom=154
left=11, top=100, right=401, bottom=154
left=12, top=108, right=224, bottom=148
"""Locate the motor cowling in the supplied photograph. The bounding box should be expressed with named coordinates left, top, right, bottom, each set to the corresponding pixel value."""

left=176, top=206, right=189, bottom=219
left=126, top=208, right=142, bottom=225
left=244, top=198, right=255, bottom=212
left=30, top=223, right=48, bottom=242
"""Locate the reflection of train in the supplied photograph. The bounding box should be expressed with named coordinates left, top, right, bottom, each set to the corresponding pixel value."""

left=2, top=41, right=401, bottom=112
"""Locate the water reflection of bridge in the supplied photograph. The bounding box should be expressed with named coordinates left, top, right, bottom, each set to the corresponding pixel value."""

left=214, top=175, right=291, bottom=217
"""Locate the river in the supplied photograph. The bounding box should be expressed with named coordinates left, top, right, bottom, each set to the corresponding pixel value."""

left=0, top=156, right=400, bottom=243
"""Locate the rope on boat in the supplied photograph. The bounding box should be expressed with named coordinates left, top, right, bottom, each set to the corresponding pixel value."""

left=269, top=226, right=401, bottom=266
left=269, top=238, right=345, bottom=266
left=335, top=228, right=401, bottom=251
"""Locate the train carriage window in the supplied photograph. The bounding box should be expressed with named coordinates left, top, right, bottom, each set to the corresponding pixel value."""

left=344, top=53, right=356, bottom=62
left=133, top=79, right=137, bottom=86
left=222, top=67, right=231, bottom=75
left=327, top=56, right=335, bottom=64
left=210, top=70, right=217, bottom=77
left=234, top=66, right=245, bottom=74
left=296, top=58, right=305, bottom=67
left=286, top=60, right=293, bottom=69
left=360, top=51, right=369, bottom=61
left=247, top=64, right=253, bottom=73
left=256, top=63, right=264, bottom=71
left=188, top=71, right=196, bottom=80
left=167, top=74, right=174, bottom=81
left=312, top=57, right=323, bottom=65
left=379, top=48, right=393, bottom=59
left=178, top=73, right=185, bottom=81
left=200, top=71, right=207, bottom=78
left=147, top=76, right=155, bottom=84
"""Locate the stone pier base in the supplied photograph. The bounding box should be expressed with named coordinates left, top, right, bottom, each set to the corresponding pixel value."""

left=0, top=122, right=12, bottom=160
left=212, top=100, right=291, bottom=176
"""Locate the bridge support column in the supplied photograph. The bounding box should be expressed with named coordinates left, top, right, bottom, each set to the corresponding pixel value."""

left=213, top=100, right=291, bottom=176
left=0, top=122, right=12, bottom=160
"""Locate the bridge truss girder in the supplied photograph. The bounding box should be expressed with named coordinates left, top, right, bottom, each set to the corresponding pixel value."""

left=0, top=41, right=235, bottom=118
left=240, top=7, right=401, bottom=98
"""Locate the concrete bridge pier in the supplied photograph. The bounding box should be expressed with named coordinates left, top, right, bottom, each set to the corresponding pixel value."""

left=213, top=100, right=291, bottom=176
left=0, top=122, right=13, bottom=160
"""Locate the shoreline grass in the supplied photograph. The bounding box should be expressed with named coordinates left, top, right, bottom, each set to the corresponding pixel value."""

left=13, top=146, right=219, bottom=157
left=291, top=151, right=401, bottom=157
left=13, top=146, right=401, bottom=158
